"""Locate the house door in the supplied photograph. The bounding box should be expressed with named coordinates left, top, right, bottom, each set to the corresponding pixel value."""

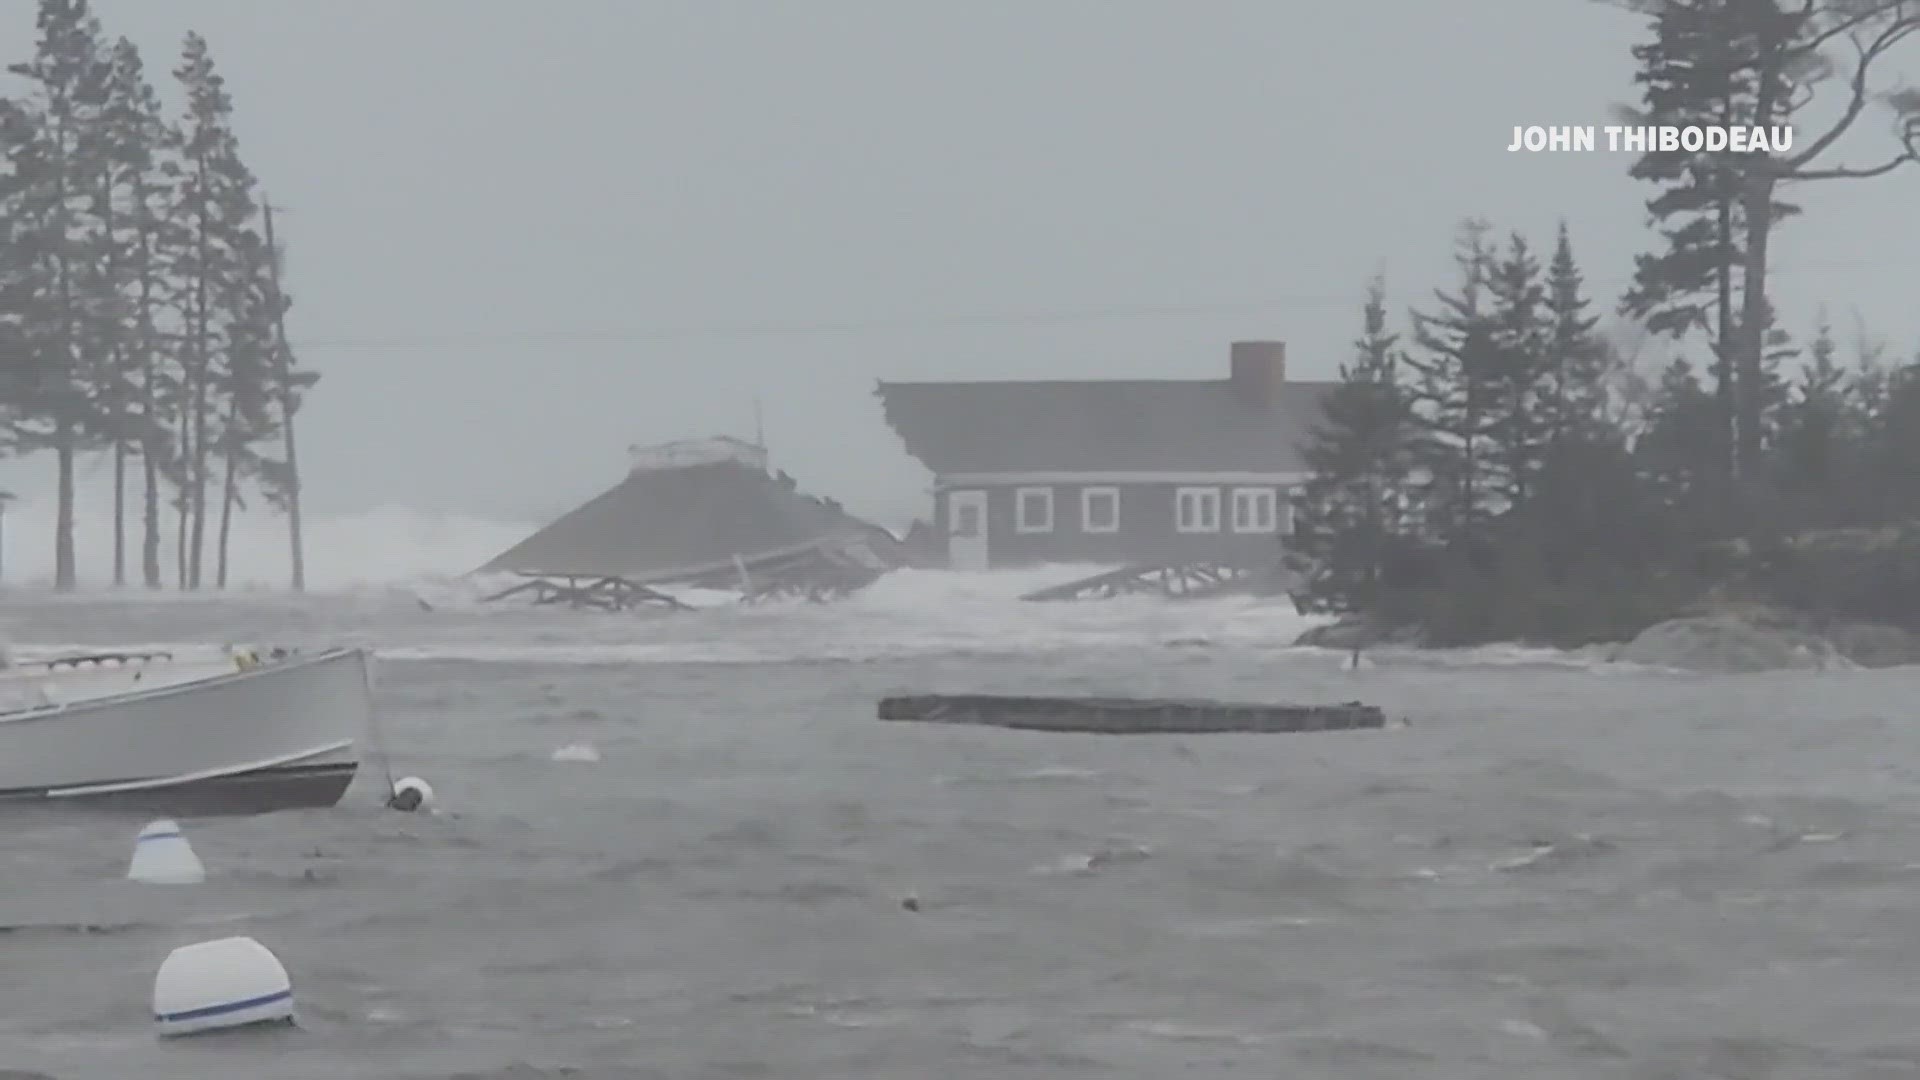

left=946, top=490, right=988, bottom=570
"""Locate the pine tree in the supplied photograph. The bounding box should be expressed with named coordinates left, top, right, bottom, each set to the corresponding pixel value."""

left=1403, top=220, right=1503, bottom=538
left=88, top=36, right=164, bottom=586
left=256, top=200, right=317, bottom=591
left=1540, top=223, right=1614, bottom=445
left=0, top=7, right=322, bottom=592
left=1770, top=310, right=1850, bottom=526
left=214, top=229, right=281, bottom=587
left=2, top=0, right=114, bottom=591
left=96, top=36, right=180, bottom=589
left=170, top=31, right=257, bottom=589
left=1480, top=231, right=1551, bottom=508
left=1292, top=276, right=1419, bottom=614
left=1719, top=1, right=1919, bottom=508
left=1635, top=354, right=1719, bottom=525
left=1619, top=0, right=1797, bottom=499
left=1866, top=350, right=1920, bottom=524
left=0, top=103, right=46, bottom=460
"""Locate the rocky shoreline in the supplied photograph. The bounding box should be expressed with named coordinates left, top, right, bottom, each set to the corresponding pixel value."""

left=1295, top=609, right=1920, bottom=673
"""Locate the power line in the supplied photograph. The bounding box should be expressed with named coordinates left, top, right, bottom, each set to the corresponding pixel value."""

left=285, top=262, right=1920, bottom=352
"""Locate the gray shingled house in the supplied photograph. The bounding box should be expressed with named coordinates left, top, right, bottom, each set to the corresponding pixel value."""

left=875, top=341, right=1331, bottom=569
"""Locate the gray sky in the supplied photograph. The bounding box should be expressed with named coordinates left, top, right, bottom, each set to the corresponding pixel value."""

left=3, top=0, right=1917, bottom=530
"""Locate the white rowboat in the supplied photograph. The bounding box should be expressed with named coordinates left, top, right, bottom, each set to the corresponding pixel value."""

left=0, top=647, right=370, bottom=814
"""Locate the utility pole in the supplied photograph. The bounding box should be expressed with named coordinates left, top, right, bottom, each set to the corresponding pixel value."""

left=261, top=199, right=307, bottom=592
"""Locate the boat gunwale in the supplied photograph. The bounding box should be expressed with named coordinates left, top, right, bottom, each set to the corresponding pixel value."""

left=0, top=646, right=369, bottom=726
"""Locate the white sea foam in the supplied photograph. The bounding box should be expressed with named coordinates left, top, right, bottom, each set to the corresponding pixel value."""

left=0, top=495, right=529, bottom=591
left=0, top=498, right=1667, bottom=670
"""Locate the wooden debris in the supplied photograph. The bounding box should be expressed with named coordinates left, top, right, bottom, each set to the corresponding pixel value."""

left=1020, top=560, right=1284, bottom=602
left=686, top=545, right=887, bottom=605
left=481, top=574, right=691, bottom=611
left=875, top=694, right=1385, bottom=734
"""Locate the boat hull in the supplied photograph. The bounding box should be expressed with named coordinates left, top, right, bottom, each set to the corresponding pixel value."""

left=0, top=760, right=357, bottom=815
left=0, top=648, right=371, bottom=815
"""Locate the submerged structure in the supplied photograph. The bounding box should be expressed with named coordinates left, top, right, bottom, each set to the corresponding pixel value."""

left=478, top=436, right=905, bottom=609
left=876, top=694, right=1386, bottom=734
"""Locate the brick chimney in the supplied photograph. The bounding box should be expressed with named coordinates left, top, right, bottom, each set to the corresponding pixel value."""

left=1229, top=341, right=1286, bottom=405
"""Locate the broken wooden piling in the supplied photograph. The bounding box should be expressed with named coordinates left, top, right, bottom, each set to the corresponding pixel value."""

left=875, top=694, right=1385, bottom=734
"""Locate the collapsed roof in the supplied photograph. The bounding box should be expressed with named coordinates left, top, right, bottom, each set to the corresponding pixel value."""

left=476, top=437, right=901, bottom=585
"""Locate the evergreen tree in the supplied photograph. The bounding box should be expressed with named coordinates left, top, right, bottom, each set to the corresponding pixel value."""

left=1481, top=231, right=1552, bottom=508
left=1540, top=223, right=1614, bottom=444
left=89, top=35, right=168, bottom=586
left=1719, top=1, right=1919, bottom=505
left=1770, top=311, right=1850, bottom=526
left=1753, top=303, right=1798, bottom=452
left=254, top=203, right=318, bottom=591
left=1635, top=354, right=1719, bottom=526
left=214, top=229, right=281, bottom=587
left=1863, top=348, right=1920, bottom=523
left=2, top=0, right=113, bottom=590
left=98, top=36, right=179, bottom=589
left=0, top=6, right=323, bottom=592
left=1403, top=220, right=1503, bottom=537
left=1292, top=276, right=1419, bottom=614
left=1619, top=0, right=1798, bottom=501
left=169, top=31, right=257, bottom=588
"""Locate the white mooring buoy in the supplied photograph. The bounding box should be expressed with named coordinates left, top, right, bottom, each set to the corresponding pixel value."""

left=152, top=936, right=295, bottom=1037
left=127, top=819, right=205, bottom=884
left=386, top=775, right=434, bottom=812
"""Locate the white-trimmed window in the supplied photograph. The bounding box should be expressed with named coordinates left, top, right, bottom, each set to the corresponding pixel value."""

left=1014, top=486, right=1054, bottom=533
left=1080, top=486, right=1119, bottom=533
left=1231, top=487, right=1278, bottom=533
left=1175, top=487, right=1220, bottom=533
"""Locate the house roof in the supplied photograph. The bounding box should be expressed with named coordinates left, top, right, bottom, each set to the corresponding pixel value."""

left=477, top=453, right=898, bottom=583
left=874, top=378, right=1336, bottom=475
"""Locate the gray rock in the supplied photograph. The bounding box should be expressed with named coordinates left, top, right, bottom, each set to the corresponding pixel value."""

left=1612, top=615, right=1852, bottom=673
left=1294, top=620, right=1370, bottom=650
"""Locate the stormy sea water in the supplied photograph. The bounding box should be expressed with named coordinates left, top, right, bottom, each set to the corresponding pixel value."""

left=5, top=568, right=1920, bottom=1078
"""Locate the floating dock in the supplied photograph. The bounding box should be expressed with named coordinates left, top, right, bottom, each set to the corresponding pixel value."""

left=875, top=694, right=1385, bottom=734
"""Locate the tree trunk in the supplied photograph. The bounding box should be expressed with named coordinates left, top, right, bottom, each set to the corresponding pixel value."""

left=1736, top=176, right=1775, bottom=524
left=1714, top=191, right=1736, bottom=519
left=112, top=437, right=125, bottom=587
left=185, top=182, right=212, bottom=591
left=1732, top=77, right=1789, bottom=532
left=283, top=408, right=305, bottom=591
left=174, top=492, right=188, bottom=588
left=134, top=178, right=164, bottom=590
left=55, top=423, right=76, bottom=592
left=262, top=202, right=306, bottom=591
left=188, top=320, right=209, bottom=589
left=174, top=400, right=190, bottom=589
left=142, top=435, right=161, bottom=589
left=1731, top=23, right=1791, bottom=521
left=101, top=175, right=124, bottom=589
left=216, top=400, right=239, bottom=589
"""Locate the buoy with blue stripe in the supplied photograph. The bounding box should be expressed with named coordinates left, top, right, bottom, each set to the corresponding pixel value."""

left=152, top=936, right=295, bottom=1037
left=127, top=819, right=204, bottom=884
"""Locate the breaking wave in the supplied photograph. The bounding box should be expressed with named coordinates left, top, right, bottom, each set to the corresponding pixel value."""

left=0, top=496, right=530, bottom=591
left=0, top=502, right=1641, bottom=670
